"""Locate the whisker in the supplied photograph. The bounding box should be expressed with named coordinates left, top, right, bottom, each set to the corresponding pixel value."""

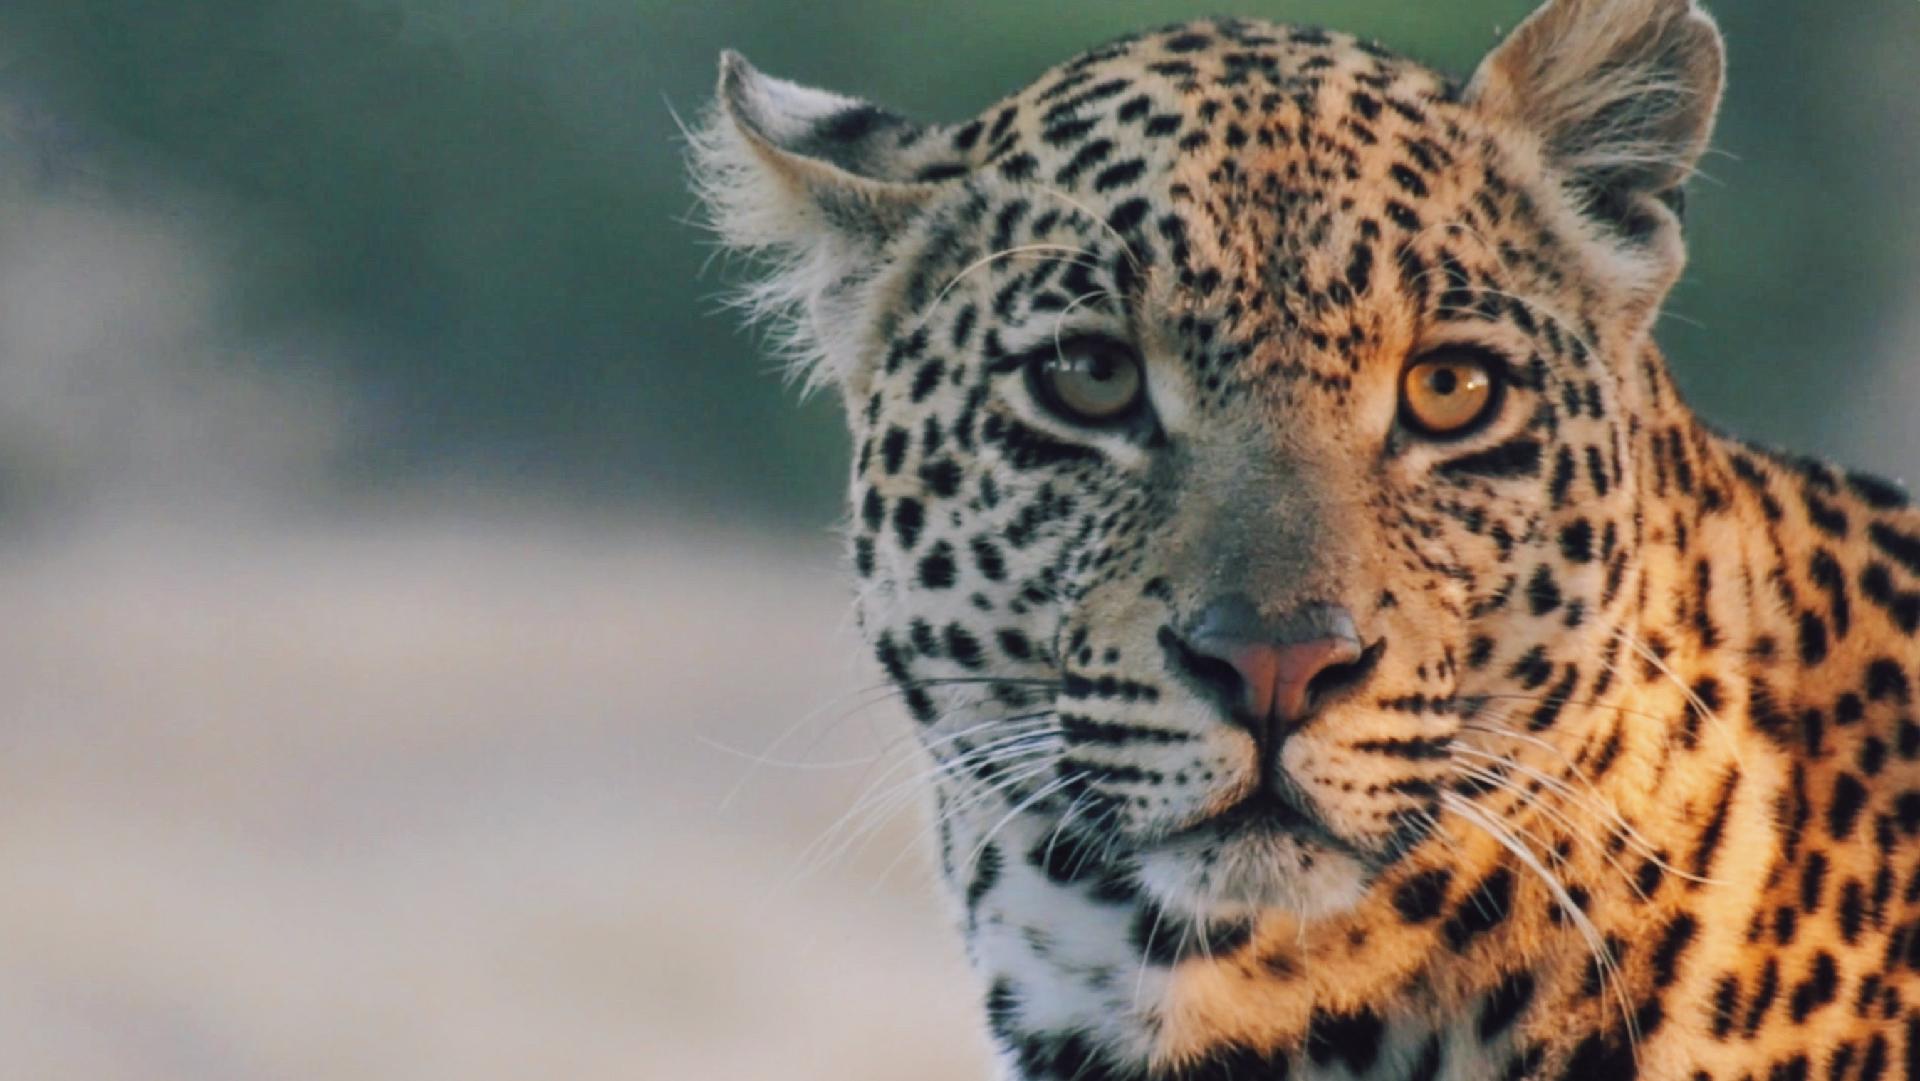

left=718, top=678, right=925, bottom=811
left=696, top=735, right=890, bottom=772
left=715, top=666, right=1061, bottom=813
left=789, top=719, right=1059, bottom=882
left=875, top=756, right=1066, bottom=886
left=1613, top=626, right=1744, bottom=767
left=1449, top=761, right=1651, bottom=905
left=955, top=773, right=1081, bottom=890
left=1052, top=288, right=1120, bottom=363
left=1039, top=789, right=1094, bottom=875
left=1405, top=220, right=1604, bottom=365
left=1462, top=691, right=1679, bottom=732
left=1132, top=896, right=1169, bottom=1012
left=1453, top=736, right=1719, bottom=886
left=824, top=745, right=1060, bottom=892
left=1442, top=792, right=1640, bottom=1058
left=890, top=676, right=1066, bottom=689
left=824, top=719, right=1058, bottom=829
left=1063, top=800, right=1128, bottom=884
left=1454, top=733, right=1647, bottom=845
left=916, top=244, right=1106, bottom=334
left=1025, top=183, right=1145, bottom=278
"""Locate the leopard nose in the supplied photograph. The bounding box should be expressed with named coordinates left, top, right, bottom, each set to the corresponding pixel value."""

left=1163, top=597, right=1375, bottom=739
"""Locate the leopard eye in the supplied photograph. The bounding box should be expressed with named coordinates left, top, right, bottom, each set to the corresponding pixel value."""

left=1400, top=349, right=1503, bottom=437
left=1029, top=336, right=1146, bottom=427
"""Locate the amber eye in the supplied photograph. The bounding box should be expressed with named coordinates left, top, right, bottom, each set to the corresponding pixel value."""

left=1400, top=349, right=1503, bottom=437
left=1029, top=336, right=1146, bottom=426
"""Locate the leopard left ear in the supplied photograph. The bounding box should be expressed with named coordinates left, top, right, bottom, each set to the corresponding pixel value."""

left=688, top=52, right=950, bottom=393
left=1469, top=0, right=1724, bottom=246
left=696, top=51, right=937, bottom=248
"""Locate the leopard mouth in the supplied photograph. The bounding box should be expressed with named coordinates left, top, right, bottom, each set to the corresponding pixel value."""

left=1159, top=787, right=1322, bottom=847
left=1153, top=785, right=1383, bottom=870
left=1194, top=789, right=1313, bottom=837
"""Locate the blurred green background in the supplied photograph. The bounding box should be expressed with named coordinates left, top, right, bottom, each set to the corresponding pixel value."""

left=1, top=0, right=1915, bottom=528
left=0, top=5, right=1912, bottom=1080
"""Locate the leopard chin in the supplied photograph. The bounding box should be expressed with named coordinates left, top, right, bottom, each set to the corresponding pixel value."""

left=1134, top=823, right=1371, bottom=924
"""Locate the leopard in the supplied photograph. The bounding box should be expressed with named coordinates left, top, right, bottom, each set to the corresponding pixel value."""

left=686, top=1, right=1920, bottom=1077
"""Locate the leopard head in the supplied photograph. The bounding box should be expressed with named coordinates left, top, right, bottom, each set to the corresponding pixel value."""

left=690, top=0, right=1724, bottom=924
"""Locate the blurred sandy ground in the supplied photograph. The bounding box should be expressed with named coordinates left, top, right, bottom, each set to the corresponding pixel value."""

left=0, top=174, right=988, bottom=1079
left=0, top=515, right=987, bottom=1081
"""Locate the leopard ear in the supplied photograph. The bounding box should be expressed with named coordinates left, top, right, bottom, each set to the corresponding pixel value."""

left=688, top=52, right=945, bottom=393
left=1469, top=0, right=1724, bottom=244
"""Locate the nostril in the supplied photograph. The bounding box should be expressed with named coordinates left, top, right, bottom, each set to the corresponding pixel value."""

left=1187, top=647, right=1250, bottom=708
left=1157, top=625, right=1247, bottom=709
left=1301, top=639, right=1386, bottom=712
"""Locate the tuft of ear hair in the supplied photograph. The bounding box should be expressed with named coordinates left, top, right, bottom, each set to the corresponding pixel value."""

left=1470, top=0, right=1724, bottom=244
left=686, top=52, right=948, bottom=395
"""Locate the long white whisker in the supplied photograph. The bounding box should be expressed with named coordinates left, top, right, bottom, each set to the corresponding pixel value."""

left=955, top=773, right=1081, bottom=891
left=1615, top=626, right=1743, bottom=767
left=875, top=756, right=1065, bottom=885
left=716, top=671, right=1055, bottom=812
left=1132, top=898, right=1169, bottom=1012
left=802, top=717, right=1051, bottom=839
left=1449, top=761, right=1650, bottom=904
left=717, top=679, right=922, bottom=811
left=916, top=244, right=1105, bottom=334
left=1052, top=288, right=1119, bottom=363
left=697, top=735, right=891, bottom=773
left=1453, top=737, right=1719, bottom=887
left=788, top=720, right=1058, bottom=884
left=1026, top=184, right=1144, bottom=277
left=813, top=724, right=1057, bottom=843
left=832, top=750, right=1060, bottom=893
left=1442, top=792, right=1639, bottom=1057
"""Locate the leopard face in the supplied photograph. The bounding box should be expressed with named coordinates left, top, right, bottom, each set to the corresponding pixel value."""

left=697, top=7, right=1699, bottom=923
left=691, top=2, right=1920, bottom=1078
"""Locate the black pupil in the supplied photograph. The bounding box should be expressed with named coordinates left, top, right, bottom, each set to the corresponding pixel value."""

left=1082, top=353, right=1117, bottom=382
left=1430, top=367, right=1459, bottom=395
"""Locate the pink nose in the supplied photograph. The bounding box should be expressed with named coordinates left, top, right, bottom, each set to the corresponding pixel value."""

left=1188, top=635, right=1367, bottom=726
left=1166, top=597, right=1374, bottom=744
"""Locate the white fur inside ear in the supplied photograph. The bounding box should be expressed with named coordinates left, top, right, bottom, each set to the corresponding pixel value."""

left=1468, top=0, right=1725, bottom=315
left=1470, top=0, right=1724, bottom=194
left=685, top=54, right=924, bottom=396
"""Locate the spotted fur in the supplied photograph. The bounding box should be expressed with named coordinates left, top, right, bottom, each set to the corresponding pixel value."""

left=688, top=2, right=1920, bottom=1077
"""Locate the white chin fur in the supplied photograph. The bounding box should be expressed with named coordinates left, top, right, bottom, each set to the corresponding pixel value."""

left=1134, top=828, right=1370, bottom=922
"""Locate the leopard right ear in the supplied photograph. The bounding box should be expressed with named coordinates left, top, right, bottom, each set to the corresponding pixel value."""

left=1469, top=0, right=1724, bottom=245
left=688, top=52, right=950, bottom=394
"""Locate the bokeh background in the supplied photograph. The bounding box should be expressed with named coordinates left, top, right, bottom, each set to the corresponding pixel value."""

left=0, top=2, right=1913, bottom=1078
